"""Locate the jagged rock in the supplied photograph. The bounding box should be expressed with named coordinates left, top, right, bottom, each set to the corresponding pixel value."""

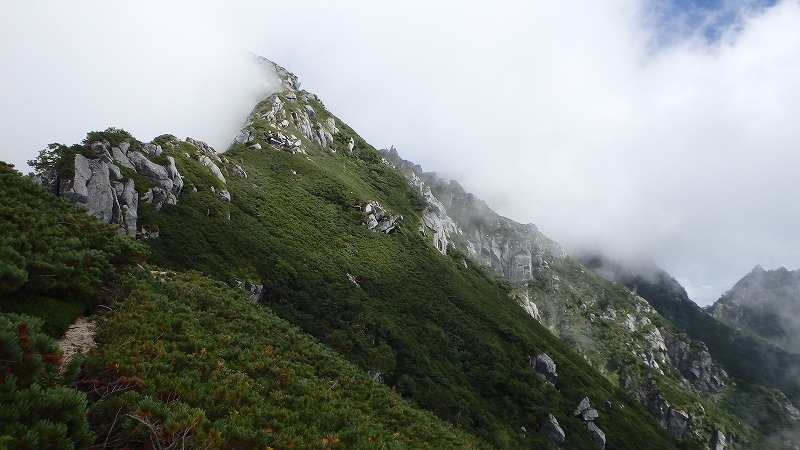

left=366, top=214, right=379, bottom=230
left=325, top=117, right=338, bottom=134
left=347, top=137, right=355, bottom=152
left=584, top=421, right=606, bottom=449
left=663, top=332, right=725, bottom=393
left=116, top=178, right=138, bottom=236
left=90, top=141, right=112, bottom=161
left=127, top=151, right=172, bottom=189
left=667, top=409, right=690, bottom=438
left=713, top=429, right=726, bottom=450
left=540, top=414, right=565, bottom=448
left=141, top=143, right=163, bottom=157
left=218, top=190, right=231, bottom=202
left=573, top=397, right=591, bottom=417
left=581, top=409, right=599, bottom=421
left=533, top=353, right=557, bottom=384
left=60, top=155, right=119, bottom=225
left=198, top=154, right=226, bottom=184
left=518, top=292, right=541, bottom=321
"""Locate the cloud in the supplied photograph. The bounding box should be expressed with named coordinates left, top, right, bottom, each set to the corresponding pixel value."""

left=2, top=1, right=799, bottom=305
left=0, top=1, right=277, bottom=172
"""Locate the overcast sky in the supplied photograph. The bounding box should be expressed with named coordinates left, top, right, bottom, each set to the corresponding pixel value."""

left=2, top=1, right=799, bottom=305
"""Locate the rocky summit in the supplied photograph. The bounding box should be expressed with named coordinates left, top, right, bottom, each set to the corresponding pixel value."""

left=1, top=56, right=798, bottom=449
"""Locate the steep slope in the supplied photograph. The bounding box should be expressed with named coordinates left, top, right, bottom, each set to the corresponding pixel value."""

left=381, top=148, right=743, bottom=447
left=26, top=61, right=689, bottom=447
left=580, top=255, right=800, bottom=444
left=0, top=163, right=482, bottom=449
left=709, top=265, right=800, bottom=353
left=140, top=63, right=680, bottom=449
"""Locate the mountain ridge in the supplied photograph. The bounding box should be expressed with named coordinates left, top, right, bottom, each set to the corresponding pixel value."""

left=2, top=56, right=798, bottom=448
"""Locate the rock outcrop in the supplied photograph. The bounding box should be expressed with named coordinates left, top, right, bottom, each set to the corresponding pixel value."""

left=532, top=353, right=557, bottom=385
left=573, top=397, right=605, bottom=449
left=380, top=146, right=565, bottom=278
left=362, top=201, right=402, bottom=234
left=663, top=332, right=726, bottom=394
left=234, top=59, right=339, bottom=153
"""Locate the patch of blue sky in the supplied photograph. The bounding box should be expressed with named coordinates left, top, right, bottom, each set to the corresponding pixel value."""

left=647, top=0, right=779, bottom=45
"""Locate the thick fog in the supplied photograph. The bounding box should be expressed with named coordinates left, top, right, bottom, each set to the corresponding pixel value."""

left=2, top=1, right=799, bottom=305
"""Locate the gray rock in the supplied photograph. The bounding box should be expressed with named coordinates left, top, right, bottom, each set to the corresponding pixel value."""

left=585, top=421, right=606, bottom=449
left=197, top=155, right=226, bottom=184
left=218, top=189, right=231, bottom=202
left=347, top=137, right=355, bottom=152
left=366, top=214, right=379, bottom=230
left=84, top=160, right=119, bottom=223
left=540, top=414, right=565, bottom=448
left=108, top=163, right=122, bottom=181
left=58, top=155, right=120, bottom=226
left=667, top=409, right=689, bottom=438
left=714, top=429, right=726, bottom=450
left=127, top=151, right=171, bottom=189
left=573, top=397, right=591, bottom=417
left=141, top=143, right=163, bottom=157
left=581, top=409, right=599, bottom=421
left=533, top=353, right=558, bottom=384
left=236, top=280, right=264, bottom=303
left=663, top=332, right=725, bottom=393
left=118, top=178, right=138, bottom=236
left=90, top=141, right=112, bottom=161
left=111, top=146, right=134, bottom=169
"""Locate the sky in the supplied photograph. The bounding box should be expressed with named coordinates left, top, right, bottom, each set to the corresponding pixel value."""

left=2, top=1, right=799, bottom=305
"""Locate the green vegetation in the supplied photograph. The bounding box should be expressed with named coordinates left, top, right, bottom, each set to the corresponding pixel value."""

left=0, top=163, right=146, bottom=336
left=0, top=313, right=94, bottom=449
left=136, top=118, right=679, bottom=448
left=82, top=269, right=483, bottom=449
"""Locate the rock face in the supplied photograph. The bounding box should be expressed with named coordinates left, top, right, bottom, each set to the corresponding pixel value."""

left=540, top=414, right=565, bottom=448
left=379, top=146, right=565, bottom=280
left=36, top=146, right=142, bottom=236
left=663, top=332, right=726, bottom=394
left=33, top=135, right=240, bottom=236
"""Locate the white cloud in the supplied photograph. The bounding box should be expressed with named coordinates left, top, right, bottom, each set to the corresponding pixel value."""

left=1, top=1, right=798, bottom=305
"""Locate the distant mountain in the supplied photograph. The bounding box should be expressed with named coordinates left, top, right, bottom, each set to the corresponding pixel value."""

left=708, top=266, right=800, bottom=354
left=580, top=254, right=800, bottom=442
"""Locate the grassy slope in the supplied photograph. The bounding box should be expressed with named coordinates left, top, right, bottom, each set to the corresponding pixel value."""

left=83, top=269, right=483, bottom=449
left=140, top=110, right=679, bottom=448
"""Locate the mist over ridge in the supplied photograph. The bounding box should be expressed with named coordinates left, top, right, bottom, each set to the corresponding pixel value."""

left=3, top=1, right=800, bottom=305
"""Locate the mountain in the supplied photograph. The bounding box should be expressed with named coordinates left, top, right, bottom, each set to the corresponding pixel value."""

left=2, top=56, right=798, bottom=448
left=580, top=255, right=800, bottom=444
left=380, top=150, right=800, bottom=447
left=708, top=265, right=800, bottom=353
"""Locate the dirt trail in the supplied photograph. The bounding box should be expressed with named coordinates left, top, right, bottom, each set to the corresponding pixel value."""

left=56, top=316, right=97, bottom=365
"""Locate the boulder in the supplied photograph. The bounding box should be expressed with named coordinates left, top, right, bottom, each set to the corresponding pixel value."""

left=540, top=414, right=565, bottom=448
left=573, top=397, right=591, bottom=417
left=581, top=409, right=599, bottom=421
left=127, top=151, right=172, bottom=189
left=533, top=353, right=558, bottom=384
left=585, top=421, right=606, bottom=449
